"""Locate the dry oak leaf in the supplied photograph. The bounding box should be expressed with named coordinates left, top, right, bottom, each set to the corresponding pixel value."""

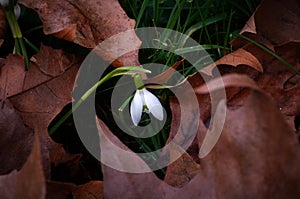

left=96, top=73, right=300, bottom=198
left=216, top=41, right=300, bottom=129
left=205, top=0, right=300, bottom=127
left=31, top=44, right=80, bottom=77
left=190, top=74, right=300, bottom=198
left=0, top=132, right=46, bottom=199
left=202, top=48, right=263, bottom=76
left=0, top=99, right=34, bottom=175
left=214, top=48, right=263, bottom=72
left=0, top=49, right=81, bottom=177
left=19, top=0, right=141, bottom=68
left=223, top=0, right=300, bottom=129
left=46, top=181, right=76, bottom=199
left=72, top=181, right=104, bottom=199
left=253, top=0, right=300, bottom=45
left=233, top=0, right=300, bottom=49
left=164, top=151, right=200, bottom=188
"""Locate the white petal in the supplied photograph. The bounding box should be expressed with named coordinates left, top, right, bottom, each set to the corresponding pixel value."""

left=143, top=89, right=164, bottom=121
left=130, top=90, right=144, bottom=126
left=14, top=5, right=21, bottom=20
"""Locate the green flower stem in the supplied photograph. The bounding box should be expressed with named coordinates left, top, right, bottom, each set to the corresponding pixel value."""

left=4, top=7, right=29, bottom=69
left=49, top=66, right=150, bottom=135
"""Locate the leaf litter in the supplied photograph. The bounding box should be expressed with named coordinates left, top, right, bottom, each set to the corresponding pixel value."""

left=0, top=0, right=300, bottom=198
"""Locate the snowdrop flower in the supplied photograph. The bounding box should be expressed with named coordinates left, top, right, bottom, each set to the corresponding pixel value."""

left=0, top=1, right=20, bottom=19
left=14, top=4, right=20, bottom=19
left=130, top=75, right=163, bottom=126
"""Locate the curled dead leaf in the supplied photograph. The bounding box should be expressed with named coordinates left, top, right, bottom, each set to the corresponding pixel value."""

left=0, top=133, right=46, bottom=199
left=96, top=73, right=300, bottom=198
left=46, top=181, right=76, bottom=199
left=233, top=0, right=300, bottom=49
left=20, top=0, right=141, bottom=68
left=164, top=151, right=200, bottom=188
left=195, top=73, right=260, bottom=94
left=217, top=48, right=263, bottom=72
left=31, top=44, right=82, bottom=77
left=72, top=181, right=104, bottom=199
left=0, top=99, right=33, bottom=175
left=240, top=13, right=256, bottom=35
left=0, top=46, right=82, bottom=178
left=254, top=0, right=300, bottom=45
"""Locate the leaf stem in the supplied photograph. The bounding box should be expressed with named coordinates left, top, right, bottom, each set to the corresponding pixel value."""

left=4, top=6, right=29, bottom=69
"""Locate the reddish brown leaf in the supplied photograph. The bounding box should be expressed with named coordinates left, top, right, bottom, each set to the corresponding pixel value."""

left=0, top=99, right=33, bottom=175
left=0, top=132, right=46, bottom=199
left=233, top=0, right=300, bottom=49
left=164, top=151, right=200, bottom=188
left=194, top=74, right=300, bottom=198
left=254, top=0, right=300, bottom=45
left=19, top=0, right=141, bottom=68
left=31, top=44, right=82, bottom=77
left=201, top=48, right=263, bottom=76
left=213, top=16, right=300, bottom=127
left=97, top=73, right=300, bottom=198
left=240, top=13, right=256, bottom=35
left=196, top=73, right=260, bottom=94
left=46, top=181, right=76, bottom=199
left=223, top=42, right=300, bottom=128
left=72, top=181, right=104, bottom=199
left=0, top=47, right=82, bottom=177
left=97, top=118, right=172, bottom=198
left=211, top=1, right=300, bottom=127
left=216, top=48, right=263, bottom=72
left=0, top=10, right=6, bottom=47
left=0, top=55, right=26, bottom=98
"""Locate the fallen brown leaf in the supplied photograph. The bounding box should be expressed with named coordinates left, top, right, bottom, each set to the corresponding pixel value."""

left=208, top=0, right=300, bottom=130
left=46, top=181, right=76, bottom=199
left=0, top=132, right=46, bottom=199
left=0, top=48, right=82, bottom=177
left=215, top=48, right=263, bottom=72
left=19, top=0, right=141, bottom=68
left=164, top=151, right=200, bottom=188
left=217, top=41, right=300, bottom=129
left=72, top=181, right=104, bottom=199
left=254, top=0, right=300, bottom=45
left=232, top=0, right=300, bottom=50
left=240, top=13, right=256, bottom=35
left=0, top=10, right=6, bottom=47
left=0, top=55, right=27, bottom=98
left=194, top=74, right=300, bottom=198
left=0, top=99, right=33, bottom=175
left=96, top=73, right=300, bottom=198
left=31, top=44, right=80, bottom=77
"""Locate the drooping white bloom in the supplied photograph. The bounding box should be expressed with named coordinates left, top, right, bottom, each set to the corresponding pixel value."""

left=14, top=4, right=20, bottom=19
left=130, top=88, right=163, bottom=126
